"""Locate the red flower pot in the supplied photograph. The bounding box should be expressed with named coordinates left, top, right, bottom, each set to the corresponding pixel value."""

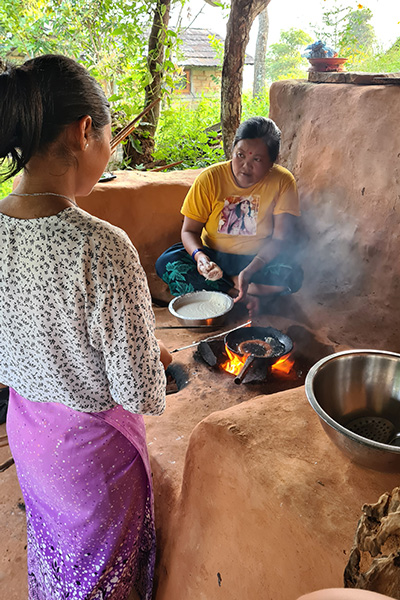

left=307, top=57, right=348, bottom=72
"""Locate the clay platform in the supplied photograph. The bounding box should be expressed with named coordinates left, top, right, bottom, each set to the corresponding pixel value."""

left=2, top=302, right=397, bottom=599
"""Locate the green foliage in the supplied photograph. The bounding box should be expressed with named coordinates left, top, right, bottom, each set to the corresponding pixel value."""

left=339, top=7, right=376, bottom=58
left=208, top=34, right=224, bottom=67
left=315, top=1, right=355, bottom=51
left=0, top=156, right=13, bottom=190
left=153, top=96, right=224, bottom=168
left=312, top=1, right=400, bottom=72
left=265, top=28, right=313, bottom=82
left=0, top=178, right=12, bottom=198
left=0, top=0, right=185, bottom=120
left=152, top=91, right=270, bottom=169
left=314, top=1, right=376, bottom=59
left=347, top=37, right=400, bottom=72
left=241, top=90, right=270, bottom=121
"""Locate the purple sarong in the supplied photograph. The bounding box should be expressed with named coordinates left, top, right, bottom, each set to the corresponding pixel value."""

left=6, top=389, right=156, bottom=600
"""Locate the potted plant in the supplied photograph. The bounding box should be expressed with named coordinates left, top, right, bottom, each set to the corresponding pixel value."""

left=307, top=56, right=348, bottom=72
left=302, top=40, right=347, bottom=72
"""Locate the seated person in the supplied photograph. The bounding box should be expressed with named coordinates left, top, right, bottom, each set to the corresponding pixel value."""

left=156, top=116, right=303, bottom=315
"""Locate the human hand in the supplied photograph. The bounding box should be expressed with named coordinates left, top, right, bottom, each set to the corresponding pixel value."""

left=157, top=339, right=172, bottom=370
left=233, top=268, right=252, bottom=304
left=196, top=253, right=223, bottom=281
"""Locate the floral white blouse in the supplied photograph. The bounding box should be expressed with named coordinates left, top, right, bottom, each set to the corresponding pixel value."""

left=0, top=207, right=166, bottom=415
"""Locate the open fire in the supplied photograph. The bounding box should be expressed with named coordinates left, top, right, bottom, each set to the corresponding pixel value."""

left=221, top=346, right=296, bottom=378
left=220, top=346, right=245, bottom=375
left=194, top=325, right=302, bottom=385
left=193, top=323, right=330, bottom=390
left=271, top=355, right=296, bottom=375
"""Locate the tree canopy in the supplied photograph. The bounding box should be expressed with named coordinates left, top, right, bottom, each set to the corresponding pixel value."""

left=0, top=0, right=183, bottom=119
left=314, top=2, right=376, bottom=60
left=265, top=28, right=312, bottom=82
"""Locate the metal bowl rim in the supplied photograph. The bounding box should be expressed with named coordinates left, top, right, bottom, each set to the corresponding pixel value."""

left=305, top=349, right=400, bottom=454
left=168, top=290, right=234, bottom=321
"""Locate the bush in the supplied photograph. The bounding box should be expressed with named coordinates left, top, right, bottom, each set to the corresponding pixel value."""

left=241, top=90, right=270, bottom=121
left=153, top=95, right=224, bottom=169
left=153, top=91, right=271, bottom=170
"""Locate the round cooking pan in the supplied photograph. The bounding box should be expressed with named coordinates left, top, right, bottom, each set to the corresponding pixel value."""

left=225, top=326, right=293, bottom=384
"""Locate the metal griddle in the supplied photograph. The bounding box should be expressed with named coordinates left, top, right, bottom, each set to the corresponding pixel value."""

left=224, top=326, right=293, bottom=385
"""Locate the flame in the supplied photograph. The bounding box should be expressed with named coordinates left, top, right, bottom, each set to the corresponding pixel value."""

left=221, top=333, right=296, bottom=379
left=271, top=355, right=295, bottom=375
left=220, top=346, right=247, bottom=376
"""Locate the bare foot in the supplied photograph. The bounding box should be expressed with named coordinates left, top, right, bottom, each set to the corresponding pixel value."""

left=245, top=295, right=260, bottom=318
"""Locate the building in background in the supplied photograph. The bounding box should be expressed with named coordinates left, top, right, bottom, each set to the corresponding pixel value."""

left=174, top=28, right=254, bottom=99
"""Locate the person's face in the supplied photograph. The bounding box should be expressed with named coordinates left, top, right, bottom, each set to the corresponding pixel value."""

left=231, top=138, right=273, bottom=188
left=241, top=200, right=250, bottom=214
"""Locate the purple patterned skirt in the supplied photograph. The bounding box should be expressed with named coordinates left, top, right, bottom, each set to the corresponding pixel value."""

left=6, top=388, right=156, bottom=600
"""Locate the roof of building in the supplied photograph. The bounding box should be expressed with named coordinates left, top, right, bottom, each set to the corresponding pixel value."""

left=176, top=28, right=254, bottom=67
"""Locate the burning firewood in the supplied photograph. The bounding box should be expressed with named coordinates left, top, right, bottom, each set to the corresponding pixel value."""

left=344, top=486, right=400, bottom=599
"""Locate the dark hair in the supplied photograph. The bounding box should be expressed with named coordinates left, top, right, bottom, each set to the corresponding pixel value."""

left=0, top=54, right=110, bottom=181
left=235, top=200, right=251, bottom=218
left=233, top=116, right=281, bottom=163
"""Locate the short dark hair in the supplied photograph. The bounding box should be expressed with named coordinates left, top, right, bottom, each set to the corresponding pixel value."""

left=233, top=116, right=281, bottom=163
left=0, top=54, right=110, bottom=181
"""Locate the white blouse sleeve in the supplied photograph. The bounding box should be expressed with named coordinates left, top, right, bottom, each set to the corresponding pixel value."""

left=87, top=230, right=166, bottom=415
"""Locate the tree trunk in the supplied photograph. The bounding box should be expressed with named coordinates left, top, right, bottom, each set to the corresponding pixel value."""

left=253, top=6, right=269, bottom=98
left=221, top=0, right=272, bottom=158
left=125, top=0, right=171, bottom=166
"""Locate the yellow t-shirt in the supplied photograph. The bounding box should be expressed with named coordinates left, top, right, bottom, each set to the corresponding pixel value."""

left=181, top=160, right=300, bottom=255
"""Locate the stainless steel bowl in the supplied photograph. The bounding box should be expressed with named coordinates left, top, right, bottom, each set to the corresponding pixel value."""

left=168, top=290, right=234, bottom=328
left=305, top=349, right=400, bottom=472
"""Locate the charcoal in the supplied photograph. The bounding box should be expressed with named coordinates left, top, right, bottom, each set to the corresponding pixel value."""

left=198, top=341, right=218, bottom=366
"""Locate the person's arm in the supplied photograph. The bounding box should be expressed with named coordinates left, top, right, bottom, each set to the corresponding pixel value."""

left=89, top=232, right=167, bottom=415
left=181, top=216, right=222, bottom=281
left=181, top=215, right=206, bottom=258
left=158, top=339, right=172, bottom=369
left=235, top=213, right=297, bottom=303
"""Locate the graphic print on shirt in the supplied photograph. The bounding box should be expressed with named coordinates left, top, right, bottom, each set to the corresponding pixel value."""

left=217, top=195, right=260, bottom=236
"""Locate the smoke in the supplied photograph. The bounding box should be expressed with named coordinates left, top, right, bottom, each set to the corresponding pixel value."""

left=297, top=189, right=365, bottom=300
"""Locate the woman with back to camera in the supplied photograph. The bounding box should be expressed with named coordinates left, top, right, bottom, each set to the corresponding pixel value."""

left=156, top=116, right=303, bottom=316
left=0, top=54, right=171, bottom=600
